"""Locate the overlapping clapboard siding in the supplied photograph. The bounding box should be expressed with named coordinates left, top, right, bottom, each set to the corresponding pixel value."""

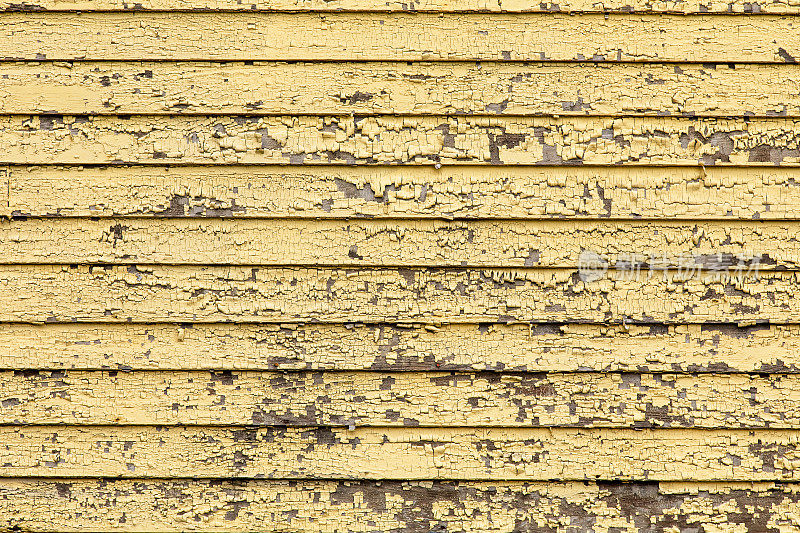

left=2, top=3, right=799, bottom=533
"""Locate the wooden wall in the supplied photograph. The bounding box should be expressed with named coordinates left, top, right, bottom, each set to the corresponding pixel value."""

left=2, top=1, right=800, bottom=531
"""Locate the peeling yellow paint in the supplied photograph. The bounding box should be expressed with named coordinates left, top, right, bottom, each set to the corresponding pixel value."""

left=3, top=370, right=800, bottom=428
left=4, top=3, right=800, bottom=530
left=3, top=425, right=800, bottom=480
left=8, top=165, right=800, bottom=219
left=0, top=265, right=791, bottom=323
left=2, top=62, right=800, bottom=117
left=0, top=322, right=797, bottom=372
left=0, top=217, right=791, bottom=267
left=2, top=13, right=800, bottom=62
left=5, top=115, right=800, bottom=165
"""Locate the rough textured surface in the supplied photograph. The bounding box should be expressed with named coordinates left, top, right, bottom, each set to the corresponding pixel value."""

left=5, top=3, right=800, bottom=531
left=8, top=165, right=800, bottom=220
left=0, top=265, right=790, bottom=323
left=4, top=370, right=800, bottom=427
left=0, top=218, right=793, bottom=267
left=2, top=322, right=799, bottom=372
left=6, top=0, right=800, bottom=12
left=6, top=115, right=800, bottom=165
left=2, top=480, right=800, bottom=532
left=4, top=425, right=800, bottom=480
left=4, top=62, right=800, bottom=117
left=4, top=13, right=800, bottom=62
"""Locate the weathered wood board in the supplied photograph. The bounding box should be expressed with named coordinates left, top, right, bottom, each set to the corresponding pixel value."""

left=4, top=370, right=799, bottom=427
left=0, top=322, right=797, bottom=372
left=0, top=218, right=790, bottom=267
left=3, top=62, right=800, bottom=117
left=5, top=1, right=800, bottom=530
left=6, top=165, right=800, bottom=220
left=4, top=115, right=800, bottom=165
left=0, top=265, right=788, bottom=323
left=3, top=425, right=800, bottom=480
left=4, top=13, right=800, bottom=62
left=5, top=0, right=800, bottom=12
left=1, top=480, right=798, bottom=532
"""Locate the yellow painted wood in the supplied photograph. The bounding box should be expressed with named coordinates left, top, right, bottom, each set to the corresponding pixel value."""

left=8, top=165, right=800, bottom=220
left=5, top=370, right=798, bottom=428
left=3, top=13, right=800, bottom=62
left=4, top=62, right=800, bottom=117
left=3, top=426, right=800, bottom=480
left=0, top=265, right=789, bottom=324
left=0, top=218, right=789, bottom=268
left=4, top=115, right=800, bottom=165
left=1, top=322, right=797, bottom=373
left=2, top=479, right=798, bottom=532
left=5, top=0, right=800, bottom=12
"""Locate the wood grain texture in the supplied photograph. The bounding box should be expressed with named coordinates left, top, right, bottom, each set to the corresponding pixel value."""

left=5, top=0, right=800, bottom=13
left=8, top=165, right=800, bottom=220
left=5, top=115, right=800, bottom=165
left=3, top=426, right=800, bottom=480
left=0, top=218, right=787, bottom=268
left=3, top=13, right=800, bottom=62
left=4, top=370, right=800, bottom=428
left=2, top=479, right=800, bottom=532
left=2, top=322, right=798, bottom=373
left=0, top=265, right=786, bottom=324
left=4, top=62, right=800, bottom=117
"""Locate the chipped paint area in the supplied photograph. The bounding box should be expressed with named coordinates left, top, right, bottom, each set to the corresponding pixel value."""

left=0, top=265, right=795, bottom=323
left=7, top=165, right=800, bottom=220
left=1, top=480, right=799, bottom=532
left=7, top=115, right=800, bottom=165
left=3, top=13, right=800, bottom=62
left=3, top=62, right=800, bottom=117
left=1, top=322, right=799, bottom=372
left=4, top=4, right=800, bottom=531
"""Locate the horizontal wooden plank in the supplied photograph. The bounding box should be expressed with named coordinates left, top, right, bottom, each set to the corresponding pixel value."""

left=3, top=13, right=800, bottom=62
left=8, top=165, right=800, bottom=220
left=4, top=370, right=800, bottom=428
left=3, top=426, right=799, bottom=480
left=0, top=265, right=790, bottom=324
left=1, top=322, right=798, bottom=372
left=2, top=479, right=799, bottom=533
left=0, top=218, right=789, bottom=268
left=5, top=62, right=800, bottom=117
left=5, top=0, right=800, bottom=13
left=4, top=115, right=800, bottom=165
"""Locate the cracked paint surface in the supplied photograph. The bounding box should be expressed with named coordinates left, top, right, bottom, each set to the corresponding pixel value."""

left=4, top=3, right=800, bottom=532
left=2, top=62, right=800, bottom=117
left=6, top=165, right=800, bottom=219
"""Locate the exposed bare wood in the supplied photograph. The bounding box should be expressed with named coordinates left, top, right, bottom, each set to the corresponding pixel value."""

left=7, top=165, right=800, bottom=220
left=3, top=115, right=800, bottom=165
left=0, top=265, right=788, bottom=324
left=3, top=426, right=800, bottom=480
left=0, top=322, right=797, bottom=373
left=3, top=62, right=800, bottom=117
left=0, top=218, right=791, bottom=268
left=3, top=13, right=800, bottom=62
left=2, top=479, right=799, bottom=532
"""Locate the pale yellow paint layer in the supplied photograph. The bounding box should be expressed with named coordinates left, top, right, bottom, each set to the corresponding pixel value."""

left=3, top=62, right=800, bottom=117
left=7, top=165, right=800, bottom=220
left=5, top=0, right=800, bottom=13
left=0, top=218, right=788, bottom=268
left=2, top=426, right=800, bottom=480
left=0, top=322, right=795, bottom=372
left=4, top=115, right=800, bottom=165
left=0, top=265, right=790, bottom=323
left=3, top=13, right=800, bottom=62
left=1, top=479, right=798, bottom=532
left=3, top=370, right=799, bottom=428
